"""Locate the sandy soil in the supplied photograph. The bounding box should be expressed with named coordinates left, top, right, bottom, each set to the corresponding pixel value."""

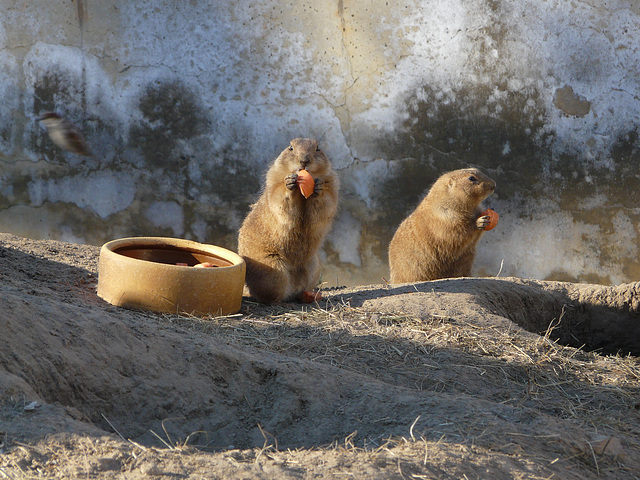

left=0, top=233, right=639, bottom=479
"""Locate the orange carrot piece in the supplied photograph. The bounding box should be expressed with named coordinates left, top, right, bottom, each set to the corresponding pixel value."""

left=481, top=208, right=499, bottom=231
left=296, top=169, right=315, bottom=199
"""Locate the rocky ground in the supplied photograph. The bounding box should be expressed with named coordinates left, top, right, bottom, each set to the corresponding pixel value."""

left=0, top=233, right=639, bottom=479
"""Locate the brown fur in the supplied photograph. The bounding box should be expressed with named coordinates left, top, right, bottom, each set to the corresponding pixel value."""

left=237, top=138, right=339, bottom=303
left=388, top=168, right=496, bottom=283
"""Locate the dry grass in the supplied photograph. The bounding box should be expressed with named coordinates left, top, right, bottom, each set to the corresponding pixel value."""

left=160, top=297, right=640, bottom=436
left=3, top=236, right=639, bottom=479
left=3, top=296, right=639, bottom=480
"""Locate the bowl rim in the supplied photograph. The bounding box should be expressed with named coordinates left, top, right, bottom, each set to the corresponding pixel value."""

left=101, top=236, right=244, bottom=269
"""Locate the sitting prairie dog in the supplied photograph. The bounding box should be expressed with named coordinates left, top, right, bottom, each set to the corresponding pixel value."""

left=237, top=138, right=339, bottom=304
left=388, top=168, right=496, bottom=283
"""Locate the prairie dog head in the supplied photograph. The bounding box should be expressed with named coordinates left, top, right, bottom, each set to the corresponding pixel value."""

left=273, top=138, right=332, bottom=176
left=433, top=168, right=496, bottom=207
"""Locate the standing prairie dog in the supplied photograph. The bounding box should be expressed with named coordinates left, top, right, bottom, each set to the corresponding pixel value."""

left=237, top=138, right=339, bottom=304
left=388, top=168, right=496, bottom=283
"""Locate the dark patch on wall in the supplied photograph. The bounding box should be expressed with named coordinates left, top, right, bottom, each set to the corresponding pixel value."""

left=367, top=81, right=640, bottom=289
left=30, top=68, right=125, bottom=170
left=549, top=155, right=601, bottom=210
left=127, top=80, right=261, bottom=234
left=550, top=127, right=640, bottom=213
left=176, top=198, right=238, bottom=246
left=115, top=92, right=262, bottom=249
left=0, top=125, right=11, bottom=146
left=360, top=223, right=391, bottom=269
left=182, top=142, right=261, bottom=234
left=607, top=127, right=640, bottom=209
left=57, top=208, right=118, bottom=245
left=511, top=125, right=639, bottom=284
left=0, top=171, right=30, bottom=209
left=33, top=71, right=65, bottom=114
left=196, top=134, right=267, bottom=236
left=207, top=155, right=262, bottom=204
left=32, top=70, right=90, bottom=164
left=371, top=83, right=551, bottom=236
left=201, top=215, right=239, bottom=251
left=611, top=126, right=640, bottom=161
left=0, top=165, right=85, bottom=211
left=129, top=80, right=207, bottom=171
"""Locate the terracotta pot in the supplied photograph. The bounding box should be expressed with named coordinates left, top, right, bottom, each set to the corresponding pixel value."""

left=97, top=237, right=245, bottom=316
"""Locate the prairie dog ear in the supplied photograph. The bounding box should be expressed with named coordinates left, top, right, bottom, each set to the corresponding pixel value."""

left=447, top=177, right=455, bottom=189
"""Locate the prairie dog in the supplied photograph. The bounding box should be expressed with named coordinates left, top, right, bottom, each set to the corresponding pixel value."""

left=237, top=138, right=339, bottom=303
left=388, top=168, right=496, bottom=283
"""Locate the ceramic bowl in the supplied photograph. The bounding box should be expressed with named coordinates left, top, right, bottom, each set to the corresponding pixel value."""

left=97, top=237, right=245, bottom=316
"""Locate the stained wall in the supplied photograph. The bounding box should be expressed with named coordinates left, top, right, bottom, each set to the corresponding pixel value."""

left=1, top=0, right=639, bottom=286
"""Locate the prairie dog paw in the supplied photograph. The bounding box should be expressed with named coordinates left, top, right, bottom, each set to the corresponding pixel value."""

left=312, top=177, right=324, bottom=197
left=476, top=215, right=491, bottom=230
left=285, top=173, right=298, bottom=190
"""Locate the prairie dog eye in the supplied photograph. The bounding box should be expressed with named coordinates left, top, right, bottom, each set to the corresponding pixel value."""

left=316, top=146, right=321, bottom=152
left=468, top=175, right=477, bottom=182
left=288, top=144, right=294, bottom=151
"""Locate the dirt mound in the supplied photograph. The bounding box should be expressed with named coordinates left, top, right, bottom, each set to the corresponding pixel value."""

left=340, top=277, right=640, bottom=356
left=0, top=233, right=639, bottom=479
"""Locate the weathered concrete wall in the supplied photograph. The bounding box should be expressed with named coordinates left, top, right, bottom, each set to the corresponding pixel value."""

left=1, top=0, right=639, bottom=286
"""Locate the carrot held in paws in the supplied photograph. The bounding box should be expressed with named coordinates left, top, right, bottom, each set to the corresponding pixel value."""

left=297, top=169, right=315, bottom=199
left=480, top=208, right=499, bottom=231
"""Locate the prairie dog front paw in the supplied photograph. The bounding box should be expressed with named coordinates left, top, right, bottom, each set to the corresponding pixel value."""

left=476, top=214, right=491, bottom=230
left=312, top=177, right=324, bottom=197
left=285, top=173, right=299, bottom=191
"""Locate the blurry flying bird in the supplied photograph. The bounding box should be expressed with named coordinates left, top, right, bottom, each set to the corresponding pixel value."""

left=38, top=112, right=92, bottom=156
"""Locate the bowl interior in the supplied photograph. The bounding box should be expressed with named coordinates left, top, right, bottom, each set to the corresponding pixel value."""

left=114, top=244, right=233, bottom=268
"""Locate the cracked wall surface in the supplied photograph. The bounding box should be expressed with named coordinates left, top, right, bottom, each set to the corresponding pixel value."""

left=0, top=0, right=639, bottom=286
